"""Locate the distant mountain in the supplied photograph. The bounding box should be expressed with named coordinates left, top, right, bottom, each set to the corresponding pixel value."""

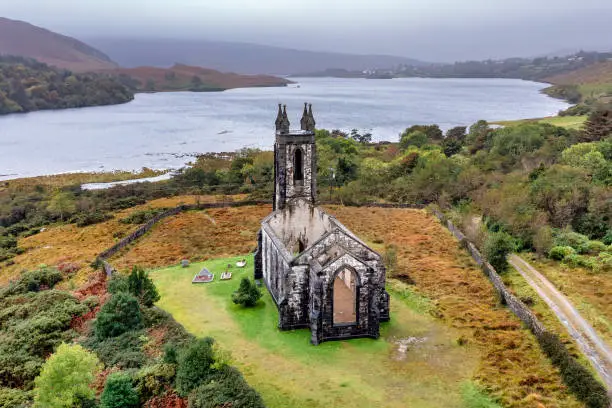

left=87, top=38, right=426, bottom=75
left=106, top=64, right=291, bottom=92
left=0, top=17, right=117, bottom=72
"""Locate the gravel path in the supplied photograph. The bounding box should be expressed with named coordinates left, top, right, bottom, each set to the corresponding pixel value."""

left=509, top=254, right=612, bottom=392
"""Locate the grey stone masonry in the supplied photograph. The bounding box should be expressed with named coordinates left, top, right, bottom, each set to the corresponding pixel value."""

left=256, top=105, right=389, bottom=345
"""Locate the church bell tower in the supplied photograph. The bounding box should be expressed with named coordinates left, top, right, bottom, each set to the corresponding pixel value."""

left=273, top=103, right=317, bottom=211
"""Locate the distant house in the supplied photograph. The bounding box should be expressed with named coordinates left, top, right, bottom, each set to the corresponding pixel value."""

left=254, top=104, right=390, bottom=345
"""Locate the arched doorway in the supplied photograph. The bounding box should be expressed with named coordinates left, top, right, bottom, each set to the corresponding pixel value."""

left=293, top=148, right=304, bottom=185
left=333, top=267, right=358, bottom=324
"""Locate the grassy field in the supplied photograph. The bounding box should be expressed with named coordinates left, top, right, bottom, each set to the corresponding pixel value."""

left=151, top=255, right=482, bottom=408
left=491, top=115, right=587, bottom=130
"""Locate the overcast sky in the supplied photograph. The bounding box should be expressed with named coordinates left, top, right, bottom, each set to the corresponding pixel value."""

left=4, top=0, right=612, bottom=61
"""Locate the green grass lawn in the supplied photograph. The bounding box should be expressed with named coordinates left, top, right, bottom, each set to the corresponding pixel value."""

left=492, top=115, right=587, bottom=130
left=151, top=255, right=482, bottom=408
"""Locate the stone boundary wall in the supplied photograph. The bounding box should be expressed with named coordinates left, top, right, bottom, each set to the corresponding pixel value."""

left=430, top=210, right=546, bottom=336
left=95, top=200, right=271, bottom=265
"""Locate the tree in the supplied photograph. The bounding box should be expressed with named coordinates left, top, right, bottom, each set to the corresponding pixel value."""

left=349, top=129, right=373, bottom=144
left=399, top=130, right=428, bottom=149
left=483, top=231, right=515, bottom=272
left=33, top=343, right=101, bottom=408
left=231, top=278, right=262, bottom=308
left=95, top=293, right=143, bottom=339
left=100, top=372, right=139, bottom=408
left=466, top=120, right=492, bottom=153
left=176, top=338, right=216, bottom=396
left=47, top=192, right=76, bottom=222
left=403, top=124, right=443, bottom=141
left=582, top=110, right=612, bottom=142
left=127, top=266, right=160, bottom=307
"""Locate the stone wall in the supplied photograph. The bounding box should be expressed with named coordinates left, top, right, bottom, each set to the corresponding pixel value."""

left=96, top=200, right=270, bottom=265
left=431, top=210, right=545, bottom=336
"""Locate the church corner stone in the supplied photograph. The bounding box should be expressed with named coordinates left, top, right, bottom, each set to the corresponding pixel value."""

left=254, top=104, right=390, bottom=345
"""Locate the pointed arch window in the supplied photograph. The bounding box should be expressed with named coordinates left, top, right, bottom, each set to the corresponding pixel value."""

left=333, top=267, right=358, bottom=325
left=293, top=148, right=304, bottom=186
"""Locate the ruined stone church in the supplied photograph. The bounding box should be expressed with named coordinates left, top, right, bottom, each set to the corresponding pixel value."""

left=254, top=104, right=390, bottom=345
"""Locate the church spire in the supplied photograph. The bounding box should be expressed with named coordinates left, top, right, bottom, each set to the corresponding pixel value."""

left=276, top=103, right=290, bottom=133
left=300, top=102, right=309, bottom=130
left=307, top=104, right=316, bottom=131
left=275, top=103, right=283, bottom=131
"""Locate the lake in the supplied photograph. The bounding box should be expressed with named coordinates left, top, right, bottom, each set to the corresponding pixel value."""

left=0, top=77, right=569, bottom=180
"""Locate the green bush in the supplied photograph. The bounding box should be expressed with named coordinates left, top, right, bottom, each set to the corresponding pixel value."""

left=33, top=343, right=101, bottom=408
left=586, top=240, right=608, bottom=255
left=100, top=372, right=139, bottom=408
left=0, top=267, right=63, bottom=298
left=134, top=363, right=176, bottom=402
left=0, top=236, right=17, bottom=250
left=95, top=293, right=143, bottom=339
left=554, top=230, right=591, bottom=254
left=0, top=387, right=31, bottom=408
left=120, top=208, right=167, bottom=224
left=538, top=332, right=609, bottom=408
left=603, top=230, right=612, bottom=245
left=107, top=266, right=160, bottom=307
left=482, top=232, right=515, bottom=272
left=188, top=366, right=265, bottom=408
left=549, top=246, right=576, bottom=260
left=84, top=330, right=147, bottom=369
left=176, top=338, right=216, bottom=396
left=74, top=211, right=113, bottom=227
left=0, top=290, right=87, bottom=388
left=231, top=278, right=262, bottom=308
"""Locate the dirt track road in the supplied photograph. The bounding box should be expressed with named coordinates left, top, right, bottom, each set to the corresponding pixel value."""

left=509, top=254, right=612, bottom=392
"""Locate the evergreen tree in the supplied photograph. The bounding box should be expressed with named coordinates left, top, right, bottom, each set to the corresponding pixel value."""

left=232, top=278, right=262, bottom=307
left=582, top=110, right=612, bottom=142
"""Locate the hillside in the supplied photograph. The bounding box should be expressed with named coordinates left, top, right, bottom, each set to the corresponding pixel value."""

left=0, top=56, right=133, bottom=115
left=545, top=61, right=612, bottom=85
left=0, top=17, right=118, bottom=72
left=106, top=64, right=291, bottom=92
left=87, top=37, right=425, bottom=75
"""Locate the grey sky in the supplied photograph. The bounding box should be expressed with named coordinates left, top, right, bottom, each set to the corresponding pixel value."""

left=4, top=0, right=612, bottom=61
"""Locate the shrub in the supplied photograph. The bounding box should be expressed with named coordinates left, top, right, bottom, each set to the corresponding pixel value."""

left=176, top=338, right=216, bottom=396
left=134, top=363, right=176, bottom=402
left=586, top=240, right=608, bottom=255
left=554, top=230, right=591, bottom=254
left=95, top=293, right=143, bottom=339
left=231, top=278, right=262, bottom=308
left=120, top=208, right=166, bottom=224
left=74, top=211, right=113, bottom=227
left=187, top=366, right=265, bottom=408
left=100, top=372, right=139, bottom=408
left=482, top=232, right=515, bottom=272
left=84, top=330, right=147, bottom=369
left=33, top=343, right=101, bottom=408
left=0, top=387, right=31, bottom=408
left=163, top=344, right=179, bottom=365
left=603, top=230, right=612, bottom=245
left=107, top=267, right=160, bottom=307
left=538, top=332, right=609, bottom=408
left=549, top=246, right=576, bottom=261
